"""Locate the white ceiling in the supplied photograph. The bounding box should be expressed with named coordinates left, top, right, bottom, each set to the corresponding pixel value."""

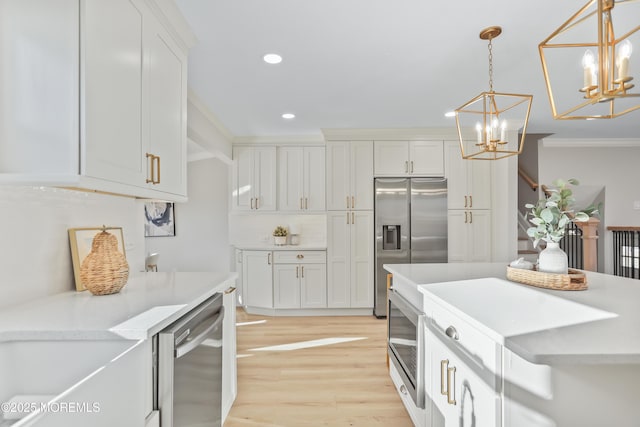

left=175, top=0, right=640, bottom=139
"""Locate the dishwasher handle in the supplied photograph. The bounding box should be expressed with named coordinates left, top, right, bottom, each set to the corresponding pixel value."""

left=175, top=306, right=225, bottom=359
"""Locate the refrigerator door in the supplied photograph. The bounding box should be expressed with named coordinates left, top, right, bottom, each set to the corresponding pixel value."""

left=374, top=178, right=410, bottom=317
left=410, top=178, right=448, bottom=263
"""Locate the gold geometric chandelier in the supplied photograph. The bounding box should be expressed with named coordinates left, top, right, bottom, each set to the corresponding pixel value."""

left=539, top=0, right=640, bottom=120
left=455, top=26, right=533, bottom=160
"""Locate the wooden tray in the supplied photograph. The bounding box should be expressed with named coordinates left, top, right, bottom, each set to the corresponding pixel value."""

left=506, top=266, right=587, bottom=291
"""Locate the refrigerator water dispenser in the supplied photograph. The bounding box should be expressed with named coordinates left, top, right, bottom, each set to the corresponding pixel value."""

left=382, top=225, right=401, bottom=250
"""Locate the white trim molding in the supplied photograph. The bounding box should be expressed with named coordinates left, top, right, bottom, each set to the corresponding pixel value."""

left=233, top=135, right=325, bottom=145
left=541, top=138, right=640, bottom=148
left=322, top=127, right=461, bottom=141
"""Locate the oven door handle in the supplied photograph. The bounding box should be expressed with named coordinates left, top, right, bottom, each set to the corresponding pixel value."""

left=175, top=307, right=225, bottom=359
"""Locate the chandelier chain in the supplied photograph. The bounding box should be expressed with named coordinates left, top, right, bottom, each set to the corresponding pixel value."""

left=488, top=39, right=494, bottom=92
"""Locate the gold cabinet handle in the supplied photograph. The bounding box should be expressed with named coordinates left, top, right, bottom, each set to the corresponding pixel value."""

left=224, top=287, right=236, bottom=294
left=447, top=366, right=457, bottom=405
left=154, top=155, right=161, bottom=184
left=469, top=195, right=473, bottom=208
left=440, top=359, right=449, bottom=395
left=464, top=211, right=468, bottom=224
left=300, top=197, right=303, bottom=210
left=296, top=266, right=299, bottom=278
left=301, top=265, right=304, bottom=278
left=410, top=161, right=414, bottom=173
left=347, top=212, right=350, bottom=224
left=464, top=195, right=468, bottom=208
left=351, top=212, right=354, bottom=224
left=470, top=211, right=473, bottom=224
left=146, top=153, right=154, bottom=183
left=255, top=197, right=259, bottom=209
left=267, top=253, right=271, bottom=265
left=405, top=160, right=408, bottom=173
left=346, top=196, right=349, bottom=209
left=305, top=197, right=308, bottom=210
left=351, top=196, right=355, bottom=209
left=296, top=254, right=304, bottom=259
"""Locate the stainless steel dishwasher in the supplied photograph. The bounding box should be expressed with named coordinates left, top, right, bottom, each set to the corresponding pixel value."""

left=158, top=293, right=225, bottom=427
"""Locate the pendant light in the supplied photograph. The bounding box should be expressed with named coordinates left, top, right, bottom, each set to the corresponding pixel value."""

left=539, top=0, right=639, bottom=120
left=455, top=26, right=533, bottom=160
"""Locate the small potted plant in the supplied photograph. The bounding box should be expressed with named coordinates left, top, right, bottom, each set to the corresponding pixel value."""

left=273, top=226, right=288, bottom=246
left=525, top=178, right=599, bottom=274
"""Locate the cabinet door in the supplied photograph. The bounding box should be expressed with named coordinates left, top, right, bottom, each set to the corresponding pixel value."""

left=467, top=161, right=492, bottom=210
left=82, top=0, right=146, bottom=185
left=273, top=264, right=300, bottom=308
left=468, top=210, right=492, bottom=262
left=254, top=147, right=276, bottom=211
left=303, top=146, right=326, bottom=211
left=410, top=141, right=444, bottom=176
left=326, top=142, right=350, bottom=211
left=0, top=0, right=79, bottom=175
left=447, top=210, right=469, bottom=263
left=278, top=147, right=304, bottom=211
left=429, top=330, right=500, bottom=427
left=350, top=141, right=374, bottom=210
left=444, top=142, right=469, bottom=210
left=232, top=146, right=254, bottom=211
left=350, top=211, right=374, bottom=308
left=300, top=263, right=327, bottom=308
left=374, top=141, right=409, bottom=176
left=327, top=212, right=350, bottom=308
left=242, top=251, right=273, bottom=308
left=145, top=18, right=187, bottom=195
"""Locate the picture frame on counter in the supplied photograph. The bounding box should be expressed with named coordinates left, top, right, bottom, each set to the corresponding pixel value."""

left=144, top=202, right=176, bottom=237
left=68, top=227, right=127, bottom=292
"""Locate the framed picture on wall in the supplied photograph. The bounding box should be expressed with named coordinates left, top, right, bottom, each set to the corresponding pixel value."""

left=144, top=202, right=176, bottom=237
left=68, top=227, right=126, bottom=291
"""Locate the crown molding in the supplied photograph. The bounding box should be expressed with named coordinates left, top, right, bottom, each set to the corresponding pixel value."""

left=541, top=138, right=640, bottom=148
left=233, top=135, right=325, bottom=145
left=187, top=89, right=234, bottom=141
left=145, top=0, right=197, bottom=51
left=321, top=127, right=461, bottom=141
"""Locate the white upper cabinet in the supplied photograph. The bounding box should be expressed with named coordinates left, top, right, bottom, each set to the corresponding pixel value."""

left=444, top=141, right=492, bottom=210
left=374, top=141, right=444, bottom=177
left=0, top=0, right=191, bottom=201
left=326, top=141, right=373, bottom=211
left=447, top=209, right=492, bottom=263
left=232, top=146, right=277, bottom=211
left=278, top=146, right=325, bottom=212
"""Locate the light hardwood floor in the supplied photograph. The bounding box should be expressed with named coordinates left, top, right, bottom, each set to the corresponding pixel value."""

left=224, top=310, right=413, bottom=427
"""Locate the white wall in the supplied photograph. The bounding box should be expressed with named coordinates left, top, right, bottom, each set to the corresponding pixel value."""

left=228, top=214, right=327, bottom=248
left=538, top=140, right=640, bottom=274
left=0, top=186, right=144, bottom=309
left=145, top=157, right=231, bottom=272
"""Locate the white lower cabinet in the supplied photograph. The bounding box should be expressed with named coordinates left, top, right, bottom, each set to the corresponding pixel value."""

left=242, top=250, right=273, bottom=309
left=273, top=252, right=327, bottom=309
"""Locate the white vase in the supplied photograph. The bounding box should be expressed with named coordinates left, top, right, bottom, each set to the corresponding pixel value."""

left=274, top=236, right=287, bottom=246
left=538, top=241, right=568, bottom=274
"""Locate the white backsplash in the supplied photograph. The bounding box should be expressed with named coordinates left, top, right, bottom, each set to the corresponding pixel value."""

left=229, top=213, right=326, bottom=247
left=0, top=186, right=144, bottom=309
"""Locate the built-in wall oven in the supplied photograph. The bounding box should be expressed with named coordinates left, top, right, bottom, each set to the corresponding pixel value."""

left=388, top=287, right=426, bottom=409
left=158, top=293, right=225, bottom=427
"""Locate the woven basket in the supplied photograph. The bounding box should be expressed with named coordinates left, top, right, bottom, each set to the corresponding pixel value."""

left=506, top=266, right=587, bottom=291
left=80, top=230, right=129, bottom=295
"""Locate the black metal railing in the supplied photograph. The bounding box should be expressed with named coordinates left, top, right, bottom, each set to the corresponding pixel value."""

left=560, top=222, right=584, bottom=270
left=610, top=228, right=640, bottom=279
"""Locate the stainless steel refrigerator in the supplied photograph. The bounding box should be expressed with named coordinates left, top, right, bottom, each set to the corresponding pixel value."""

left=374, top=177, right=447, bottom=317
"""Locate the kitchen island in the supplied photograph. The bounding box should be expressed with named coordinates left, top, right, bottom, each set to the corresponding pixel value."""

left=384, top=262, right=640, bottom=427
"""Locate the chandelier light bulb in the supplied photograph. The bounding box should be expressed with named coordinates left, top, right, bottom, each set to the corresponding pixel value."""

left=500, top=120, right=507, bottom=142
left=617, top=40, right=633, bottom=80
left=475, top=122, right=483, bottom=145
left=582, top=50, right=597, bottom=88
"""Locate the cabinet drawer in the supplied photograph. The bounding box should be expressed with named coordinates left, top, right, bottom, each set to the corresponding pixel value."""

left=426, top=299, right=500, bottom=378
left=272, top=250, right=326, bottom=264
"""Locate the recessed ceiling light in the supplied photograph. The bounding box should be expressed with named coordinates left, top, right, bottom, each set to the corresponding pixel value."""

left=282, top=113, right=295, bottom=119
left=444, top=111, right=456, bottom=118
left=263, top=54, right=282, bottom=64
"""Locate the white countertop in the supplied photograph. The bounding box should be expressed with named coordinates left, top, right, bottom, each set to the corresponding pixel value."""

left=384, top=263, right=640, bottom=364
left=0, top=272, right=237, bottom=341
